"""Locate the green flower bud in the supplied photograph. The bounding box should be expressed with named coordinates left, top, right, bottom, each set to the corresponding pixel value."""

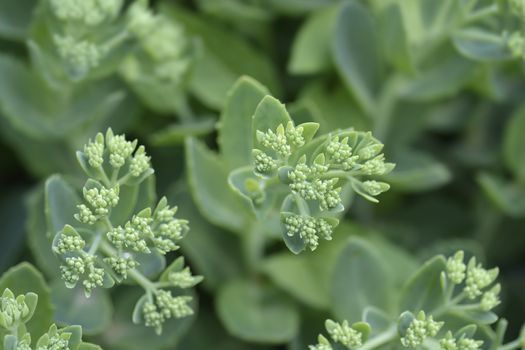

left=84, top=134, right=104, bottom=168
left=168, top=267, right=202, bottom=288
left=53, top=35, right=102, bottom=73
left=326, top=319, right=362, bottom=349
left=362, top=180, right=390, bottom=197
left=285, top=121, right=305, bottom=148
left=130, top=145, right=151, bottom=177
left=446, top=251, right=466, bottom=284
left=284, top=214, right=334, bottom=251
left=309, top=335, right=333, bottom=350
left=253, top=149, right=277, bottom=175
left=104, top=256, right=138, bottom=280
left=400, top=311, right=443, bottom=348
left=50, top=0, right=122, bottom=25
left=464, top=257, right=499, bottom=300
left=480, top=283, right=501, bottom=311
left=258, top=126, right=291, bottom=158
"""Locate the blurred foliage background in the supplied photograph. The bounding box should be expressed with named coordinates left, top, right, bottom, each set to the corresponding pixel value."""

left=0, top=0, right=524, bottom=349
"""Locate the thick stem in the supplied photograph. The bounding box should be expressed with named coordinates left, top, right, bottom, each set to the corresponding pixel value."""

left=360, top=325, right=398, bottom=350
left=499, top=339, right=522, bottom=350
left=99, top=240, right=156, bottom=292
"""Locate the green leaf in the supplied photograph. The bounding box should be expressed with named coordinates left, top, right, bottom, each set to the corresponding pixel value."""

left=398, top=52, right=476, bottom=101
left=503, top=106, right=525, bottom=181
left=27, top=187, right=61, bottom=278
left=252, top=95, right=292, bottom=145
left=0, top=189, right=27, bottom=272
left=331, top=237, right=393, bottom=323
left=77, top=343, right=103, bottom=350
left=218, top=76, right=269, bottom=169
left=298, top=81, right=370, bottom=133
left=161, top=4, right=280, bottom=110
left=45, top=175, right=81, bottom=235
left=378, top=2, right=414, bottom=74
left=477, top=173, right=525, bottom=217
left=399, top=255, right=447, bottom=313
left=150, top=118, right=217, bottom=146
left=0, top=55, right=127, bottom=140
left=51, top=280, right=112, bottom=335
left=216, top=279, right=299, bottom=343
left=288, top=4, right=339, bottom=74
left=332, top=1, right=381, bottom=115
left=453, top=29, right=512, bottom=62
left=0, top=0, right=37, bottom=40
left=261, top=253, right=330, bottom=309
left=185, top=137, right=251, bottom=233
left=103, top=288, right=196, bottom=350
left=168, top=183, right=246, bottom=291
left=384, top=150, right=451, bottom=192
left=0, top=263, right=53, bottom=339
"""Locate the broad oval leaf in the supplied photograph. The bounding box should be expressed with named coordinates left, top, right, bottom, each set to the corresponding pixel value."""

left=51, top=280, right=112, bottom=335
left=503, top=105, right=525, bottom=181
left=185, top=137, right=251, bottom=233
left=332, top=1, right=381, bottom=115
left=0, top=263, right=53, bottom=340
left=216, top=279, right=300, bottom=343
left=331, top=237, right=393, bottom=322
left=399, top=255, right=447, bottom=313
left=218, top=76, right=269, bottom=169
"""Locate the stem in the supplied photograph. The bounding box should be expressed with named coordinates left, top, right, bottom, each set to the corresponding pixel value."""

left=294, top=194, right=310, bottom=216
left=100, top=217, right=156, bottom=292
left=499, top=339, right=522, bottom=350
left=117, top=173, right=131, bottom=186
left=360, top=325, right=398, bottom=350
left=465, top=4, right=499, bottom=24
left=111, top=167, right=121, bottom=186
left=88, top=232, right=103, bottom=255
left=99, top=240, right=156, bottom=292
left=97, top=168, right=112, bottom=188
left=433, top=291, right=467, bottom=317
left=242, top=224, right=266, bottom=275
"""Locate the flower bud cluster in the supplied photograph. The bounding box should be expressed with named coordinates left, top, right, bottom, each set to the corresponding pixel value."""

left=508, top=31, right=525, bottom=60
left=81, top=129, right=152, bottom=182
left=400, top=311, right=444, bottom=348
left=75, top=184, right=119, bottom=225
left=53, top=35, right=102, bottom=74
left=310, top=319, right=368, bottom=350
left=0, top=289, right=31, bottom=329
left=439, top=331, right=483, bottom=350
left=106, top=198, right=188, bottom=255
left=49, top=0, right=122, bottom=26
left=255, top=122, right=305, bottom=162
left=125, top=2, right=192, bottom=83
left=168, top=267, right=203, bottom=289
left=34, top=324, right=73, bottom=350
left=284, top=214, right=334, bottom=251
left=59, top=255, right=105, bottom=296
left=445, top=251, right=500, bottom=310
left=142, top=290, right=193, bottom=334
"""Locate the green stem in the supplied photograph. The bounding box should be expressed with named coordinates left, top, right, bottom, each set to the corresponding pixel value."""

left=100, top=217, right=156, bottom=293
left=117, top=173, right=131, bottom=186
left=294, top=194, right=310, bottom=216
left=465, top=4, right=499, bottom=24
left=99, top=240, right=156, bottom=292
left=111, top=167, right=121, bottom=186
left=242, top=223, right=266, bottom=275
left=433, top=291, right=467, bottom=317
left=97, top=168, right=112, bottom=188
left=360, top=325, right=398, bottom=350
left=499, top=339, right=522, bottom=350
left=88, top=232, right=103, bottom=255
